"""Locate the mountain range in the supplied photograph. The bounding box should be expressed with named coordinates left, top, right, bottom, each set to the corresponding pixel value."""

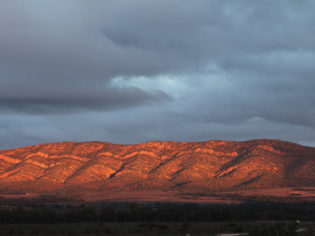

left=0, top=139, right=315, bottom=196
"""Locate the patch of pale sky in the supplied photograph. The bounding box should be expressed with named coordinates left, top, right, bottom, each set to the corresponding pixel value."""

left=110, top=70, right=232, bottom=100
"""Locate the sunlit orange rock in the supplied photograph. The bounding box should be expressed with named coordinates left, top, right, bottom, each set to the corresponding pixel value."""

left=0, top=139, right=314, bottom=194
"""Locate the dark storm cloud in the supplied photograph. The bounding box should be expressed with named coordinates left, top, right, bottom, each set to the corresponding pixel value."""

left=0, top=85, right=170, bottom=114
left=0, top=0, right=315, bottom=148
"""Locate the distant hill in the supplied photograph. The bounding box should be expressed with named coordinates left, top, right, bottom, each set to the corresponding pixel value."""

left=0, top=139, right=315, bottom=196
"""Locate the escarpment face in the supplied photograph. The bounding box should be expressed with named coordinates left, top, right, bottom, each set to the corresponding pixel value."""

left=0, top=139, right=314, bottom=194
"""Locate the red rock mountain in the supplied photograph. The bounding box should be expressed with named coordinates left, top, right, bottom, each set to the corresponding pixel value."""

left=0, top=139, right=315, bottom=195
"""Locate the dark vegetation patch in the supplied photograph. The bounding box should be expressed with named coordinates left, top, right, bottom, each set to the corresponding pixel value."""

left=0, top=221, right=313, bottom=235
left=1, top=200, right=315, bottom=223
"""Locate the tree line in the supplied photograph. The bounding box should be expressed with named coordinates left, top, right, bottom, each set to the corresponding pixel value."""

left=0, top=201, right=315, bottom=223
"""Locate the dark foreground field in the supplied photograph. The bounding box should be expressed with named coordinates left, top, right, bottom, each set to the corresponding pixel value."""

left=0, top=221, right=314, bottom=235
left=1, top=199, right=315, bottom=235
left=1, top=190, right=315, bottom=235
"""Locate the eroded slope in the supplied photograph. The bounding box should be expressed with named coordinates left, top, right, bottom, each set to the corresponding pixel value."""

left=0, top=139, right=314, bottom=194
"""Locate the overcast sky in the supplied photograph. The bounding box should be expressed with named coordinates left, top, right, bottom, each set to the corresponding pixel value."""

left=1, top=0, right=315, bottom=149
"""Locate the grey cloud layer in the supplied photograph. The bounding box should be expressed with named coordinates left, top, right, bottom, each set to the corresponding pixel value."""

left=0, top=0, right=315, bottom=148
left=0, top=84, right=170, bottom=114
